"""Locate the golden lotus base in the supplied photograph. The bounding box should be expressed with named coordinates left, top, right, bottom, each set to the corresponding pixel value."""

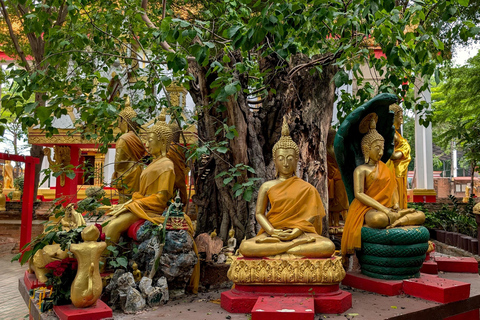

left=227, top=254, right=345, bottom=285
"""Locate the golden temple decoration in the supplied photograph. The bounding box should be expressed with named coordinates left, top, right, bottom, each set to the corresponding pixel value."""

left=228, top=256, right=345, bottom=285
left=44, top=146, right=71, bottom=187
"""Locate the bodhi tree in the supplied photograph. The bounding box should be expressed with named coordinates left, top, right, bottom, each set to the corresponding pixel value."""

left=0, top=0, right=478, bottom=243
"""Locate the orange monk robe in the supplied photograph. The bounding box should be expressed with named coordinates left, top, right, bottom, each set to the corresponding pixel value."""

left=327, top=154, right=349, bottom=215
left=386, top=130, right=411, bottom=209
left=112, top=132, right=146, bottom=198
left=341, top=161, right=397, bottom=256
left=166, top=144, right=188, bottom=205
left=258, top=176, right=325, bottom=236
left=125, top=157, right=200, bottom=294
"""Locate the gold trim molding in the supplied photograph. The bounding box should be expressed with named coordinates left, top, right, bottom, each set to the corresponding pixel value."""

left=227, top=256, right=345, bottom=285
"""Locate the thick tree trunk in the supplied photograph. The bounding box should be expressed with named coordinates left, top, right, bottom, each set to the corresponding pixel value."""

left=189, top=52, right=337, bottom=244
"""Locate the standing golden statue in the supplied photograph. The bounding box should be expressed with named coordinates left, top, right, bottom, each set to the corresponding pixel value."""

left=327, top=128, right=349, bottom=234
left=239, top=118, right=335, bottom=258
left=166, top=122, right=188, bottom=205
left=386, top=104, right=411, bottom=209
left=103, top=120, right=175, bottom=246
left=341, top=113, right=424, bottom=257
left=70, top=225, right=106, bottom=308
left=112, top=96, right=147, bottom=203
left=3, top=160, right=14, bottom=189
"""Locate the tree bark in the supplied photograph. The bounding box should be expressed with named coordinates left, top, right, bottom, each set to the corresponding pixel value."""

left=189, top=52, right=337, bottom=245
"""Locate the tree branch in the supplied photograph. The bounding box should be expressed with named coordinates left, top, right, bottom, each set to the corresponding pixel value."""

left=287, top=52, right=341, bottom=78
left=141, top=0, right=174, bottom=53
left=0, top=0, right=31, bottom=72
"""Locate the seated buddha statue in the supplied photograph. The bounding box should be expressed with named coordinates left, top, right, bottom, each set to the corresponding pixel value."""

left=341, top=113, right=425, bottom=257
left=112, top=96, right=147, bottom=203
left=239, top=118, right=335, bottom=258
left=103, top=120, right=176, bottom=246
left=386, top=104, right=411, bottom=209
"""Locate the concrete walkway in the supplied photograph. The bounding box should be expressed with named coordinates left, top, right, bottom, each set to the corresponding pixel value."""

left=0, top=254, right=29, bottom=320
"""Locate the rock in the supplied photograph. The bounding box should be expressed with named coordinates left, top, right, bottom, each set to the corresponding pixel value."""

left=138, top=276, right=155, bottom=296
left=146, top=287, right=165, bottom=307
left=216, top=253, right=226, bottom=264
left=136, top=221, right=154, bottom=243
left=195, top=233, right=223, bottom=261
left=164, top=230, right=193, bottom=254
left=160, top=251, right=198, bottom=288
left=117, top=272, right=136, bottom=294
left=123, top=287, right=146, bottom=314
left=156, top=276, right=169, bottom=303
left=105, top=269, right=126, bottom=293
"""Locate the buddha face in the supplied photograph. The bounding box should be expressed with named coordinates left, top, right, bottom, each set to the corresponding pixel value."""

left=275, top=148, right=298, bottom=177
left=229, top=229, right=234, bottom=238
left=118, top=117, right=128, bottom=133
left=368, top=140, right=384, bottom=163
left=394, top=111, right=404, bottom=129
left=145, top=132, right=165, bottom=158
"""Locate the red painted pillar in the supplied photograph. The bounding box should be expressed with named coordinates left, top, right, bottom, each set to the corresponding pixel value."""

left=20, top=158, right=38, bottom=251
left=55, top=146, right=80, bottom=206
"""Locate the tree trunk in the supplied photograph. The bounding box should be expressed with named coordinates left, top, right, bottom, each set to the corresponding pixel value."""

left=189, top=52, right=337, bottom=245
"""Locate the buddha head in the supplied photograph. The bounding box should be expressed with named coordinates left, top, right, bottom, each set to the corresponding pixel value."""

left=360, top=113, right=384, bottom=164
left=118, top=96, right=139, bottom=133
left=389, top=103, right=403, bottom=130
left=272, top=117, right=299, bottom=177
left=169, top=122, right=181, bottom=144
left=228, top=226, right=235, bottom=239
left=146, top=121, right=173, bottom=158
left=82, top=225, right=100, bottom=242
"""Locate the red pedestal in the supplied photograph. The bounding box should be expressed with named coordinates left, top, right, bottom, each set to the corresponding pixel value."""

left=24, top=271, right=46, bottom=290
left=403, top=274, right=470, bottom=303
left=435, top=256, right=479, bottom=273
left=412, top=194, right=436, bottom=203
left=446, top=309, right=480, bottom=320
left=53, top=300, right=112, bottom=320
left=127, top=219, right=146, bottom=241
left=221, top=284, right=351, bottom=314
left=420, top=260, right=438, bottom=274
left=342, top=272, right=403, bottom=296
left=251, top=297, right=314, bottom=320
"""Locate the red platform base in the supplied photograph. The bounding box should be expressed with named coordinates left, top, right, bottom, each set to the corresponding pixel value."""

left=446, top=309, right=480, bottom=320
left=24, top=271, right=47, bottom=290
left=252, top=297, right=314, bottom=320
left=342, top=272, right=403, bottom=296
left=403, top=274, right=471, bottom=303
left=420, top=259, right=438, bottom=274
left=435, top=256, right=478, bottom=273
left=221, top=284, right=352, bottom=314
left=53, top=300, right=112, bottom=320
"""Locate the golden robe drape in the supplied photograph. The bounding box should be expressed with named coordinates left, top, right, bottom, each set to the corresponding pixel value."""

left=112, top=132, right=146, bottom=197
left=386, top=130, right=411, bottom=209
left=341, top=161, right=397, bottom=256
left=327, top=154, right=349, bottom=213
left=125, top=157, right=200, bottom=293
left=166, top=144, right=188, bottom=205
left=258, top=176, right=325, bottom=235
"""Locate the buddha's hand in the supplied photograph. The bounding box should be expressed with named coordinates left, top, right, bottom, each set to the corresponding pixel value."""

left=107, top=204, right=128, bottom=217
left=271, top=228, right=302, bottom=241
left=392, top=203, right=399, bottom=211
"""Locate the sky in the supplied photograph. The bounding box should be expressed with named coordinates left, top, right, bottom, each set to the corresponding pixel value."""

left=452, top=42, right=480, bottom=66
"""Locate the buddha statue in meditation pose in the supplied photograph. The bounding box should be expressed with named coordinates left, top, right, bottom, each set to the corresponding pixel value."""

left=239, top=118, right=335, bottom=258
left=103, top=120, right=176, bottom=246
left=386, top=104, right=411, bottom=209
left=341, top=113, right=425, bottom=257
left=112, top=96, right=147, bottom=203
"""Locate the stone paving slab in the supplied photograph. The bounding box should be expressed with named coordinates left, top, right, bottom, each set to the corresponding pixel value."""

left=0, top=254, right=29, bottom=320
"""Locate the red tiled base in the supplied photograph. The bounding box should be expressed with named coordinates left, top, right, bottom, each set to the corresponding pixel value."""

left=445, top=309, right=479, bottom=320
left=435, top=256, right=478, bottom=273
left=420, top=260, right=438, bottom=274
left=251, top=297, right=314, bottom=320
left=221, top=284, right=351, bottom=314
left=403, top=274, right=470, bottom=303
left=342, top=272, right=403, bottom=296
left=24, top=271, right=46, bottom=290
left=53, top=300, right=112, bottom=320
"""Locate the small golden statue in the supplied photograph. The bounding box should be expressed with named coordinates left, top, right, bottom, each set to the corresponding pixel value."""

left=386, top=104, right=411, bottom=209
left=0, top=183, right=6, bottom=211
left=341, top=113, right=425, bottom=256
left=3, top=160, right=14, bottom=189
left=29, top=244, right=70, bottom=283
left=60, top=204, right=86, bottom=232
left=44, top=146, right=71, bottom=187
left=224, top=227, right=237, bottom=264
left=166, top=121, right=188, bottom=205
left=327, top=128, right=349, bottom=234
left=70, top=225, right=106, bottom=308
left=132, top=262, right=142, bottom=283
left=239, top=117, right=335, bottom=258
left=463, top=186, right=471, bottom=203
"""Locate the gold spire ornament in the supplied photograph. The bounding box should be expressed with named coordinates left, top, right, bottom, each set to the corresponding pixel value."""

left=272, top=117, right=299, bottom=158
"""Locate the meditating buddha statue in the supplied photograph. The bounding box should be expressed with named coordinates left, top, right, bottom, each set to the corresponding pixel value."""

left=103, top=120, right=176, bottom=246
left=341, top=113, right=425, bottom=257
left=3, top=160, right=14, bottom=189
left=112, top=96, right=147, bottom=203
left=239, top=118, right=335, bottom=258
left=385, top=103, right=411, bottom=209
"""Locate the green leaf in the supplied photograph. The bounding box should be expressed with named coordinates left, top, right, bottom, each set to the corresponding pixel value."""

left=223, top=177, right=233, bottom=185
left=225, top=84, right=238, bottom=96
left=227, top=25, right=242, bottom=38
left=217, top=147, right=228, bottom=153
left=243, top=188, right=253, bottom=202
left=116, top=257, right=128, bottom=268
left=333, top=70, right=349, bottom=87
left=458, top=0, right=469, bottom=6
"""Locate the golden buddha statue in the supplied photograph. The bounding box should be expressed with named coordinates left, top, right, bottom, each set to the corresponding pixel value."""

left=112, top=96, right=147, bottom=203
left=0, top=183, right=6, bottom=211
left=70, top=225, right=106, bottom=308
left=3, top=160, right=14, bottom=189
left=61, top=204, right=86, bottom=232
left=327, top=128, right=349, bottom=233
left=386, top=104, right=411, bottom=209
left=341, top=113, right=425, bottom=257
left=103, top=120, right=176, bottom=246
left=239, top=118, right=335, bottom=258
left=166, top=122, right=188, bottom=205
